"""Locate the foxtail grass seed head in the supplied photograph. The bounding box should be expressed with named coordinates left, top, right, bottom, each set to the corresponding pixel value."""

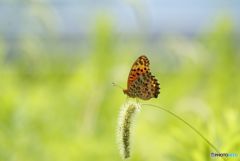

left=117, top=101, right=141, bottom=159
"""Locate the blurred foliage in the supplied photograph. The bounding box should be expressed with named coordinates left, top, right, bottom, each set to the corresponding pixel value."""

left=0, top=14, right=240, bottom=161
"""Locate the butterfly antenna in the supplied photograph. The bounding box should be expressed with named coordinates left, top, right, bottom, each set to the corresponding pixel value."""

left=112, top=82, right=124, bottom=90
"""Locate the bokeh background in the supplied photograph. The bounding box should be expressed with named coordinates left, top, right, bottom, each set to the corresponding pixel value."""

left=0, top=0, right=240, bottom=161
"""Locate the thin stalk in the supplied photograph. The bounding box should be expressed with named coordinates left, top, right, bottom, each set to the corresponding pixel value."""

left=142, top=103, right=227, bottom=161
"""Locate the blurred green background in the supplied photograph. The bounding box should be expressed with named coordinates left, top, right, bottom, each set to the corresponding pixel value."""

left=0, top=1, right=240, bottom=161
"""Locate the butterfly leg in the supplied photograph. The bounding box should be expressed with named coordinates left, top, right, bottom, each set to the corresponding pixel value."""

left=124, top=96, right=130, bottom=105
left=135, top=98, right=141, bottom=106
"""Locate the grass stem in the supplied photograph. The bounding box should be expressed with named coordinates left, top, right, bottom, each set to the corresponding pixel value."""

left=142, top=103, right=227, bottom=161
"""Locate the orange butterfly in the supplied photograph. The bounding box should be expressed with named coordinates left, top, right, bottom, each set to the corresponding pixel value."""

left=123, top=55, right=160, bottom=100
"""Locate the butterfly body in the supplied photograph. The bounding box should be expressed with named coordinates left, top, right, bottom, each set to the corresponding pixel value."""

left=123, top=55, right=160, bottom=100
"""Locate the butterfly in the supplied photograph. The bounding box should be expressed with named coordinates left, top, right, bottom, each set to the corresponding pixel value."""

left=123, top=55, right=160, bottom=100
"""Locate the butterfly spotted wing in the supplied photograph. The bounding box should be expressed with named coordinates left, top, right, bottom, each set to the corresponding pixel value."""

left=123, top=55, right=160, bottom=100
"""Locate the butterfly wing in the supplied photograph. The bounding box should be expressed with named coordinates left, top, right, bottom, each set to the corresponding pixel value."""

left=130, top=72, right=160, bottom=100
left=125, top=55, right=160, bottom=100
left=127, top=55, right=150, bottom=88
left=139, top=72, right=160, bottom=99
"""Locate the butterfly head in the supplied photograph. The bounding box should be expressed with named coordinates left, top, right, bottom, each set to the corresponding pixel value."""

left=123, top=89, right=129, bottom=96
